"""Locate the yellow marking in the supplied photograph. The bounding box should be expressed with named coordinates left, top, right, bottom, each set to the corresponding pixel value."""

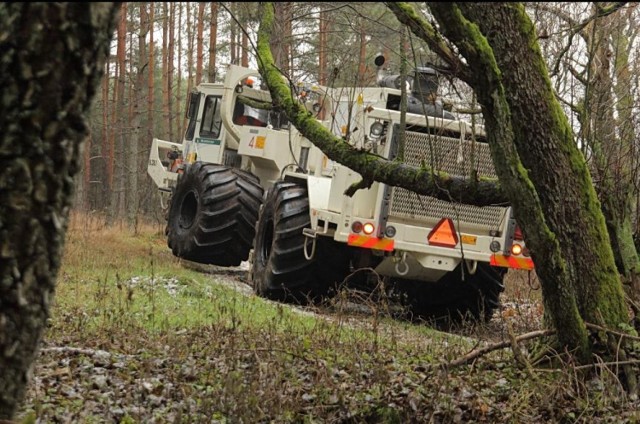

left=461, top=234, right=477, bottom=245
left=256, top=136, right=266, bottom=149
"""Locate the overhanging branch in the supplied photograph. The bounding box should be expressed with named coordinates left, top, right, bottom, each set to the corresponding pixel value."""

left=255, top=3, right=507, bottom=206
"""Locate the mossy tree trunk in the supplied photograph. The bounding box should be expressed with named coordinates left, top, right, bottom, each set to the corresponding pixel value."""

left=593, top=11, right=640, bottom=303
left=257, top=1, right=632, bottom=367
left=0, top=3, right=118, bottom=419
left=392, top=2, right=631, bottom=362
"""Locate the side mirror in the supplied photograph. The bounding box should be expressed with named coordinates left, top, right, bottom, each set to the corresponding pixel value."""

left=374, top=54, right=386, bottom=67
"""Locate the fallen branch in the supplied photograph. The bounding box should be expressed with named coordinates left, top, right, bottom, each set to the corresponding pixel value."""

left=446, top=329, right=556, bottom=367
left=573, top=359, right=640, bottom=371
left=585, top=322, right=640, bottom=342
left=40, top=346, right=135, bottom=359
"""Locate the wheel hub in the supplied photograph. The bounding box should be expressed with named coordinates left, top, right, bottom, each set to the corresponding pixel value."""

left=259, top=218, right=274, bottom=266
left=179, top=191, right=198, bottom=229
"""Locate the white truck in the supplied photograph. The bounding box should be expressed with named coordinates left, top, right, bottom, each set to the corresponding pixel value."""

left=147, top=58, right=534, bottom=324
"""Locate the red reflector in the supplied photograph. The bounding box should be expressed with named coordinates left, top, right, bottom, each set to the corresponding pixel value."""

left=428, top=218, right=458, bottom=248
left=514, top=225, right=524, bottom=241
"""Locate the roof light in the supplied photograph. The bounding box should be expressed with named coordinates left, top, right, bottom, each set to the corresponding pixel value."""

left=370, top=121, right=384, bottom=139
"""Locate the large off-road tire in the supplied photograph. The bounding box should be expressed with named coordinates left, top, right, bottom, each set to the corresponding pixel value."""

left=166, top=162, right=264, bottom=266
left=391, top=262, right=506, bottom=327
left=251, top=181, right=351, bottom=304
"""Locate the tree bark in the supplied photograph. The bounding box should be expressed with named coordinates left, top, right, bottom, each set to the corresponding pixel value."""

left=162, top=2, right=170, bottom=139
left=109, top=2, right=128, bottom=222
left=101, top=59, right=112, bottom=211
left=388, top=2, right=631, bottom=361
left=602, top=9, right=640, bottom=299
left=208, top=2, right=218, bottom=83
left=196, top=2, right=205, bottom=85
left=269, top=2, right=292, bottom=76
left=0, top=3, right=118, bottom=418
left=175, top=3, right=183, bottom=139
left=167, top=2, right=175, bottom=140
left=318, top=6, right=328, bottom=86
left=184, top=3, right=194, bottom=138
left=147, top=1, right=155, bottom=185
left=230, top=3, right=237, bottom=66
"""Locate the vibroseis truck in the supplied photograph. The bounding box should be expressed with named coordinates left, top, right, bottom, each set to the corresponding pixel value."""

left=147, top=58, right=534, bottom=324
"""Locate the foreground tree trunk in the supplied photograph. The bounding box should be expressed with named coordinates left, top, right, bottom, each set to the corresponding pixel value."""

left=0, top=3, right=118, bottom=418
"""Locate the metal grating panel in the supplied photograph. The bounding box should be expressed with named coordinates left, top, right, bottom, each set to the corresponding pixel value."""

left=390, top=130, right=505, bottom=230
left=403, top=131, right=496, bottom=178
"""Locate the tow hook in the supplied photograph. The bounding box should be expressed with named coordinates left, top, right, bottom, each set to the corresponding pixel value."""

left=395, top=252, right=409, bottom=276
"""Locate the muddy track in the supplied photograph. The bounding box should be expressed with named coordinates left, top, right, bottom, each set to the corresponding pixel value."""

left=179, top=259, right=544, bottom=343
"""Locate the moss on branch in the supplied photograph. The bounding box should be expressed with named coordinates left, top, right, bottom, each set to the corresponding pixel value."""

left=256, top=3, right=507, bottom=206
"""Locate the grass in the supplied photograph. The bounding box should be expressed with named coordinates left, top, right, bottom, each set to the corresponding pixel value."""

left=15, top=211, right=640, bottom=423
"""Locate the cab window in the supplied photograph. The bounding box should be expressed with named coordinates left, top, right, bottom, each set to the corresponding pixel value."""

left=200, top=95, right=222, bottom=138
left=184, top=93, right=201, bottom=141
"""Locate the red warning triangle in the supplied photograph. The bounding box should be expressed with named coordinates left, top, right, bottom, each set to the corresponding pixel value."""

left=428, top=218, right=458, bottom=248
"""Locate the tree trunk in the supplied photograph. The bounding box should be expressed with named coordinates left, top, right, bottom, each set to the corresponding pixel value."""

left=230, top=4, right=237, bottom=65
left=102, top=59, right=112, bottom=211
left=357, top=17, right=367, bottom=85
left=175, top=3, right=183, bottom=139
left=390, top=2, right=631, bottom=361
left=242, top=23, right=249, bottom=67
left=609, top=9, right=640, bottom=301
left=184, top=3, right=194, bottom=137
left=0, top=3, right=117, bottom=418
left=162, top=2, right=169, bottom=139
left=196, top=2, right=205, bottom=85
left=259, top=2, right=630, bottom=363
left=318, top=6, right=328, bottom=86
left=128, top=2, right=149, bottom=228
left=208, top=2, right=218, bottom=83
left=147, top=1, right=155, bottom=175
left=269, top=2, right=292, bottom=76
left=110, top=2, right=128, bottom=222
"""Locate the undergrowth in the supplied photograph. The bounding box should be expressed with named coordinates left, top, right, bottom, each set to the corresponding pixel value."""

left=15, top=211, right=640, bottom=423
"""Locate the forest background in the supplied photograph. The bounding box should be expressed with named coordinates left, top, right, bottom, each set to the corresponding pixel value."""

left=85, top=2, right=640, bottom=238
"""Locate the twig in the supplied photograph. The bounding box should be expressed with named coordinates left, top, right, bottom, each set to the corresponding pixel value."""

left=573, top=359, right=640, bottom=371
left=585, top=322, right=640, bottom=342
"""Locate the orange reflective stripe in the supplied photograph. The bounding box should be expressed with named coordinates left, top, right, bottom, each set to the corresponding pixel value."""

left=348, top=234, right=394, bottom=251
left=490, top=254, right=534, bottom=270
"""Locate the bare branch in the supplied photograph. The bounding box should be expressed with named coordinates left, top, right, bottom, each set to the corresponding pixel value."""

left=446, top=329, right=556, bottom=368
left=385, top=2, right=471, bottom=82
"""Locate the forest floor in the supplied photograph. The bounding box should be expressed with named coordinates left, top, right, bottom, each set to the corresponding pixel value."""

left=14, top=212, right=640, bottom=423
